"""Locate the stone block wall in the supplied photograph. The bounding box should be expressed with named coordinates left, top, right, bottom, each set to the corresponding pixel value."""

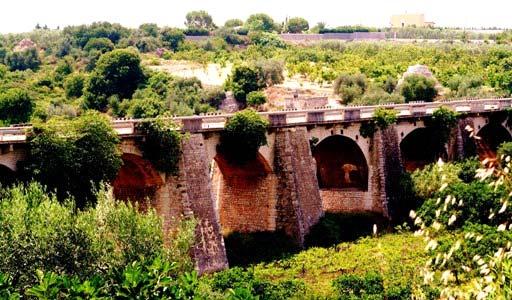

left=178, top=134, right=228, bottom=273
left=274, top=127, right=324, bottom=245
left=215, top=171, right=278, bottom=233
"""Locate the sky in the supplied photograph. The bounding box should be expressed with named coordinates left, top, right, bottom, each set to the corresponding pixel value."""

left=1, top=0, right=511, bottom=33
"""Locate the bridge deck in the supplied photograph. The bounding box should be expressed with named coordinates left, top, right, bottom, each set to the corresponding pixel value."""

left=1, top=98, right=511, bottom=144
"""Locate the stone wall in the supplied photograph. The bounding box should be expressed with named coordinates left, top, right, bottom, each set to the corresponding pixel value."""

left=321, top=190, right=369, bottom=212
left=212, top=159, right=278, bottom=233
left=179, top=134, right=228, bottom=273
left=274, top=127, right=324, bottom=245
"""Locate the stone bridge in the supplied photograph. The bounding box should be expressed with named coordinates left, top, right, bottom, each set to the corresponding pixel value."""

left=2, top=98, right=512, bottom=273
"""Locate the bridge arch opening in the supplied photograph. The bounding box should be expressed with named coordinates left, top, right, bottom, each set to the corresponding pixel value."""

left=400, top=127, right=443, bottom=172
left=476, top=122, right=512, bottom=160
left=112, top=153, right=164, bottom=208
left=211, top=152, right=277, bottom=235
left=312, top=135, right=368, bottom=190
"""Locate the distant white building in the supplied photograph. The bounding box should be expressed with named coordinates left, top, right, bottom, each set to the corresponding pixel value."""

left=390, top=14, right=435, bottom=28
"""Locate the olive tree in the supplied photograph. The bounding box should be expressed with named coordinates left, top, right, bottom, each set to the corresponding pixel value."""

left=285, top=17, right=309, bottom=33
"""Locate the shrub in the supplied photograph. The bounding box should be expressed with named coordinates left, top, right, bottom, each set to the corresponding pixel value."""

left=83, top=37, right=114, bottom=53
left=411, top=161, right=462, bottom=199
left=0, top=88, right=34, bottom=125
left=254, top=59, right=284, bottom=87
left=246, top=91, right=267, bottom=107
left=332, top=272, right=384, bottom=299
left=359, top=107, right=397, bottom=138
left=333, top=73, right=367, bottom=104
left=399, top=74, right=438, bottom=102
left=127, top=97, right=165, bottom=118
left=160, top=28, right=185, bottom=51
left=201, top=87, right=226, bottom=109
left=22, top=112, right=122, bottom=206
left=4, top=48, right=41, bottom=71
left=64, top=73, right=85, bottom=99
left=137, top=118, right=182, bottom=174
left=218, top=109, right=269, bottom=164
left=225, top=65, right=264, bottom=104
left=424, top=106, right=458, bottom=153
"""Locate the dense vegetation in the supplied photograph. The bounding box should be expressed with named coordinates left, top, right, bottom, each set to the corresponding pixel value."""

left=2, top=11, right=512, bottom=299
left=0, top=18, right=512, bottom=126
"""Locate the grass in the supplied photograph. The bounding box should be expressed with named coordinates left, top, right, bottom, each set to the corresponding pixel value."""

left=253, top=232, right=427, bottom=297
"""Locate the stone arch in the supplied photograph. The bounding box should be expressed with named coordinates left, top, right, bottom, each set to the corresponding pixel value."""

left=400, top=127, right=442, bottom=172
left=312, top=135, right=368, bottom=190
left=476, top=122, right=512, bottom=160
left=112, top=153, right=164, bottom=207
left=211, top=152, right=277, bottom=234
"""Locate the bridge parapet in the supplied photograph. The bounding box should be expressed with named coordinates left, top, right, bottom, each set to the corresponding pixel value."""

left=1, top=98, right=512, bottom=143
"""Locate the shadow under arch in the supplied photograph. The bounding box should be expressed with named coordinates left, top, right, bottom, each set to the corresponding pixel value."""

left=312, top=135, right=368, bottom=190
left=112, top=153, right=164, bottom=206
left=0, top=164, right=16, bottom=187
left=211, top=152, right=277, bottom=235
left=400, top=127, right=443, bottom=172
left=476, top=122, right=512, bottom=160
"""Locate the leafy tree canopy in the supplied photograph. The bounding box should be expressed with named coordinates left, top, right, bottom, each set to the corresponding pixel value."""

left=185, top=10, right=216, bottom=31
left=83, top=48, right=144, bottom=111
left=22, top=112, right=122, bottom=207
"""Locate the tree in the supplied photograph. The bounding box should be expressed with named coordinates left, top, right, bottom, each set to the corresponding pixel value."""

left=225, top=65, right=264, bottom=105
left=245, top=14, right=278, bottom=32
left=0, top=88, right=33, bottom=125
left=246, top=91, right=267, bottom=107
left=23, top=112, right=122, bottom=207
left=399, top=74, right=438, bottom=102
left=83, top=49, right=144, bottom=111
left=218, top=109, right=269, bottom=164
left=285, top=17, right=309, bottom=33
left=224, top=19, right=244, bottom=28
left=333, top=73, right=367, bottom=104
left=64, top=74, right=85, bottom=99
left=4, top=48, right=41, bottom=71
left=83, top=37, right=114, bottom=53
left=185, top=10, right=216, bottom=31
left=139, top=23, right=159, bottom=37
left=160, top=28, right=185, bottom=51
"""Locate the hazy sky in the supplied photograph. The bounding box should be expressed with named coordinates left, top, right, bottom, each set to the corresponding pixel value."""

left=1, top=0, right=511, bottom=33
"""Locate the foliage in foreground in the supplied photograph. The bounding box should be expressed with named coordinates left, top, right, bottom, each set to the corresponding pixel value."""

left=0, top=182, right=196, bottom=293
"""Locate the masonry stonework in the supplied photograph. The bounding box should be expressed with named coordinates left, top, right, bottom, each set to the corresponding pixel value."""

left=273, top=127, right=324, bottom=245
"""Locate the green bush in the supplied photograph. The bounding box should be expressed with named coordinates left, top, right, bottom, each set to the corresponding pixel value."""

left=411, top=160, right=462, bottom=199
left=4, top=48, right=41, bottom=71
left=0, top=182, right=194, bottom=293
left=332, top=272, right=384, bottom=300
left=22, top=112, right=122, bottom=206
left=399, top=74, right=438, bottom=102
left=210, top=267, right=306, bottom=299
left=137, top=118, right=182, bottom=174
left=64, top=73, right=85, bottom=99
left=225, top=65, right=264, bottom=104
left=246, top=91, right=267, bottom=107
left=83, top=37, right=114, bottom=53
left=334, top=73, right=367, bottom=104
left=0, top=88, right=34, bottom=125
left=218, top=109, right=268, bottom=164
left=359, top=107, right=397, bottom=138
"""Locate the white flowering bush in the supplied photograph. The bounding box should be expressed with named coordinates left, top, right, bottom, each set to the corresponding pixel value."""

left=412, top=129, right=512, bottom=299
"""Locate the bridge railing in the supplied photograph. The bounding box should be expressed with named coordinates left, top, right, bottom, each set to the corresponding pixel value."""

left=1, top=98, right=512, bottom=141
